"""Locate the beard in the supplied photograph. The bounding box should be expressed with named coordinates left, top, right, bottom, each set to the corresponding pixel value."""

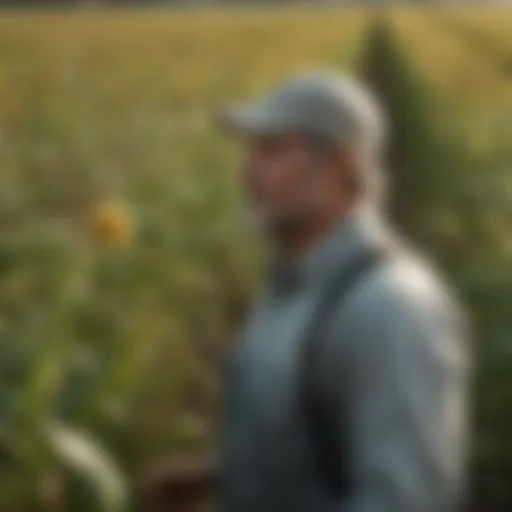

left=243, top=200, right=315, bottom=247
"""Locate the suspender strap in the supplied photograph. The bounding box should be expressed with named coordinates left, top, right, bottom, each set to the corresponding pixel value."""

left=300, top=247, right=387, bottom=495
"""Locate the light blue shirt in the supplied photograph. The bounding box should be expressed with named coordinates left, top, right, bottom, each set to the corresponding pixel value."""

left=221, top=208, right=469, bottom=512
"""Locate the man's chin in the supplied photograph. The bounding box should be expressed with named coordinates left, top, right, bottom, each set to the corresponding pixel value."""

left=244, top=208, right=300, bottom=238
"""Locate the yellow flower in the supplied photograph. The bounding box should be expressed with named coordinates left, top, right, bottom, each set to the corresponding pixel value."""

left=90, top=199, right=133, bottom=247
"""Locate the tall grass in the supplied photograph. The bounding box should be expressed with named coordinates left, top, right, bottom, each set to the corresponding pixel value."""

left=0, top=7, right=510, bottom=511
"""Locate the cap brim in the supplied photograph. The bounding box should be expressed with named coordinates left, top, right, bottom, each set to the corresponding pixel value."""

left=217, top=102, right=293, bottom=136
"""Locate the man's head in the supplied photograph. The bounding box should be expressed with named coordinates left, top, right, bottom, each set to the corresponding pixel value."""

left=221, top=71, right=388, bottom=238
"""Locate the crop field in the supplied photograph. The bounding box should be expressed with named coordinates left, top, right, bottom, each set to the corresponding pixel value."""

left=0, top=6, right=511, bottom=511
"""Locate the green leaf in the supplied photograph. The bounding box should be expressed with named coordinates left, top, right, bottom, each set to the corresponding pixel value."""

left=44, top=421, right=128, bottom=512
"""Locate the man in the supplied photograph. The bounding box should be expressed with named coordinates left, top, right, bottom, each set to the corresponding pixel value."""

left=143, top=71, right=469, bottom=512
left=218, top=71, right=469, bottom=512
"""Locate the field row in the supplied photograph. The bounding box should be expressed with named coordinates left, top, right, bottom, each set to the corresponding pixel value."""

left=0, top=9, right=510, bottom=121
left=391, top=8, right=512, bottom=106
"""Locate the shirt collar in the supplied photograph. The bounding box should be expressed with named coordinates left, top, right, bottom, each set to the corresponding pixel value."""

left=269, top=205, right=390, bottom=293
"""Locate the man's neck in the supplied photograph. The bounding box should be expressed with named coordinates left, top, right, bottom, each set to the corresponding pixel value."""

left=277, top=202, right=356, bottom=259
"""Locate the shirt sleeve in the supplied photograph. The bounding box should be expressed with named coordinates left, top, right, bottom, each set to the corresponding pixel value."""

left=325, top=263, right=470, bottom=512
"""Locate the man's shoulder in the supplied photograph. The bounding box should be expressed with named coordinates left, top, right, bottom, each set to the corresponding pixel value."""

left=323, top=246, right=468, bottom=375
left=336, top=245, right=465, bottom=342
left=354, top=246, right=458, bottom=315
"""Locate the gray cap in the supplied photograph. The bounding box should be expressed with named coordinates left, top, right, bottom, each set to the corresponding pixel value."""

left=220, top=70, right=387, bottom=154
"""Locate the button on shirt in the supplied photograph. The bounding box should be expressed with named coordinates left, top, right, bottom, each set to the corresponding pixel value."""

left=220, top=208, right=469, bottom=512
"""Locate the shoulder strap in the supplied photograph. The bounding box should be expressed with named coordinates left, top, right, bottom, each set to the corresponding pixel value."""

left=300, top=247, right=386, bottom=495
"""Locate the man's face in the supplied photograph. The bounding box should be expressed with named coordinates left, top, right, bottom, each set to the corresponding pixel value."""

left=241, top=133, right=333, bottom=233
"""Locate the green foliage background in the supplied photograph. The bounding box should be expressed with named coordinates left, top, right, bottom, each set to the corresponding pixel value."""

left=0, top=6, right=510, bottom=511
